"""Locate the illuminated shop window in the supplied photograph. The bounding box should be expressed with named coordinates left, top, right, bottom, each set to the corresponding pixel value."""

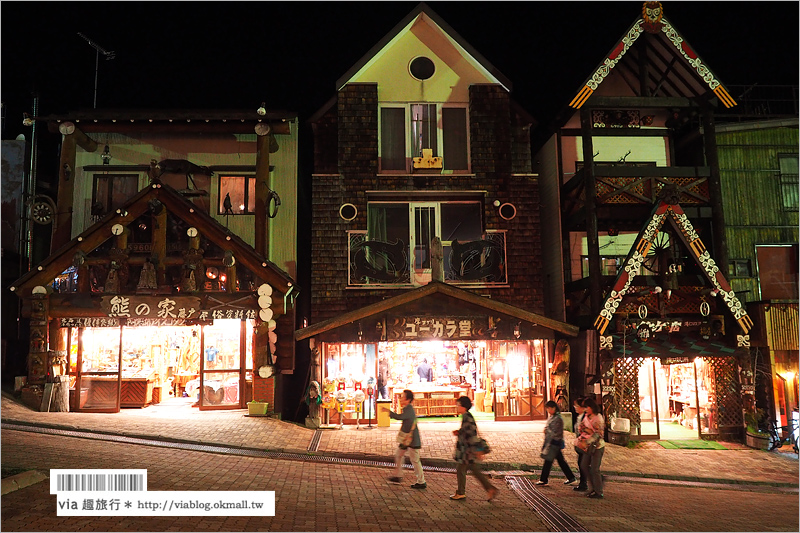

left=218, top=176, right=256, bottom=215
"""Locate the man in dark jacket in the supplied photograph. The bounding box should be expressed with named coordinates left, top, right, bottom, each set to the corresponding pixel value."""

left=388, top=389, right=426, bottom=489
left=416, top=358, right=433, bottom=382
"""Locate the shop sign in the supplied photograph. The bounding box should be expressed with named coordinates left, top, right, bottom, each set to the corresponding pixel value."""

left=662, top=356, right=691, bottom=365
left=60, top=317, right=121, bottom=328
left=387, top=316, right=483, bottom=340
left=100, top=296, right=257, bottom=321
left=622, top=318, right=705, bottom=334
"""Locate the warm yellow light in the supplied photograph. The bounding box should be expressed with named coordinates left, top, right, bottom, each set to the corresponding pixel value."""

left=781, top=371, right=797, bottom=382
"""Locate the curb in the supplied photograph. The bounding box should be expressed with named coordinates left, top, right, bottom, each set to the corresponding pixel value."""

left=1, top=470, right=48, bottom=495
left=3, top=419, right=797, bottom=490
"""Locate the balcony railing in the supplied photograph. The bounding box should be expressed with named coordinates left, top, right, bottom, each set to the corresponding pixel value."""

left=348, top=230, right=508, bottom=288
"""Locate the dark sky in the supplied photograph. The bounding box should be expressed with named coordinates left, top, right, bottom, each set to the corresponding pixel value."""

left=2, top=1, right=798, bottom=140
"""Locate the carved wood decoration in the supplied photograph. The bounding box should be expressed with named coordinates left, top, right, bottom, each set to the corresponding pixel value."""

left=569, top=8, right=736, bottom=109
left=594, top=198, right=752, bottom=339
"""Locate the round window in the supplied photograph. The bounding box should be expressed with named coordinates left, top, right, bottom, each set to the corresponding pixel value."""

left=409, top=57, right=435, bottom=81
left=339, top=203, right=357, bottom=222
left=499, top=202, right=517, bottom=221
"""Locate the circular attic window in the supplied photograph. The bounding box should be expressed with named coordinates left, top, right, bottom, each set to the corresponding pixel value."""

left=499, top=203, right=517, bottom=221
left=409, top=57, right=435, bottom=81
left=339, top=203, right=358, bottom=222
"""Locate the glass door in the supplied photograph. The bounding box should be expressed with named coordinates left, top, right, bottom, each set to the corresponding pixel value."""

left=634, top=359, right=661, bottom=439
left=410, top=203, right=439, bottom=284
left=494, top=341, right=543, bottom=421
left=199, top=319, right=248, bottom=410
left=76, top=326, right=122, bottom=412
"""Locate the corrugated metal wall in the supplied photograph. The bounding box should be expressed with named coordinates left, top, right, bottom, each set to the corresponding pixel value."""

left=766, top=303, right=799, bottom=351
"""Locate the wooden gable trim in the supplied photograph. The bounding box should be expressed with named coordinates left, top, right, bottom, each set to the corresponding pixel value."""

left=10, top=186, right=157, bottom=294
left=593, top=199, right=753, bottom=336
left=569, top=16, right=736, bottom=110
left=153, top=184, right=294, bottom=293
left=335, top=2, right=512, bottom=92
left=11, top=182, right=294, bottom=297
left=296, top=281, right=577, bottom=341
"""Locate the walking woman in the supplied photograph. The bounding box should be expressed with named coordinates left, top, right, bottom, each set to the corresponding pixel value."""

left=536, top=400, right=577, bottom=486
left=571, top=397, right=589, bottom=491
left=576, top=397, right=606, bottom=499
left=451, top=396, right=498, bottom=501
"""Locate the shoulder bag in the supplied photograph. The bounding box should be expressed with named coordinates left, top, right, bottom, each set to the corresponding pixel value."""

left=396, top=420, right=417, bottom=447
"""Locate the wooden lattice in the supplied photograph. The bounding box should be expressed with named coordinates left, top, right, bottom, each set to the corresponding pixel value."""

left=603, top=357, right=643, bottom=428
left=707, top=356, right=743, bottom=429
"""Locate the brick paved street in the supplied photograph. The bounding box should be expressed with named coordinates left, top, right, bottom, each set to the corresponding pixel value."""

left=2, top=393, right=798, bottom=531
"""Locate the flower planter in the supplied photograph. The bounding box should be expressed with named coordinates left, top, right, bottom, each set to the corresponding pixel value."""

left=248, top=401, right=269, bottom=416
left=745, top=431, right=770, bottom=450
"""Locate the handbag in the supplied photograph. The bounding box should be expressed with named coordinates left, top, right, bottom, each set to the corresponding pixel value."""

left=540, top=444, right=557, bottom=461
left=474, top=436, right=491, bottom=455
left=396, top=420, right=417, bottom=447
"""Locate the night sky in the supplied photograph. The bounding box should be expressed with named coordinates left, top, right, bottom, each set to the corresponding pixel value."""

left=2, top=1, right=798, bottom=142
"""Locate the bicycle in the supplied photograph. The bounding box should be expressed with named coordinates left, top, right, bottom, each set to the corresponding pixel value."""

left=765, top=418, right=800, bottom=453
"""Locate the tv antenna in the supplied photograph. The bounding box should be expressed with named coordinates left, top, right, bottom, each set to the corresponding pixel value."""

left=77, top=33, right=115, bottom=109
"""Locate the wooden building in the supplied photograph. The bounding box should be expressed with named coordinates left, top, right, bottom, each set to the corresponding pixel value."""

left=10, top=109, right=299, bottom=413
left=714, top=89, right=799, bottom=434
left=533, top=2, right=754, bottom=439
left=296, top=3, right=577, bottom=423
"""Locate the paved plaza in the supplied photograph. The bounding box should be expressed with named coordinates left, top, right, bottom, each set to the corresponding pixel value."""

left=2, top=393, right=798, bottom=531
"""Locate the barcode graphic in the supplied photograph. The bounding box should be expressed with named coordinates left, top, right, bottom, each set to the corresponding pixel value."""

left=50, top=470, right=147, bottom=493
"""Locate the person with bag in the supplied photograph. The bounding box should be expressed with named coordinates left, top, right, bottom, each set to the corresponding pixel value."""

left=536, top=400, right=577, bottom=486
left=571, top=396, right=589, bottom=492
left=387, top=389, right=426, bottom=489
left=575, top=397, right=606, bottom=499
left=450, top=396, right=498, bottom=501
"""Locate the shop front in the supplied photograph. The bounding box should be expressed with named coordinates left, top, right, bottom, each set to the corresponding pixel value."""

left=600, top=326, right=746, bottom=440
left=11, top=181, right=296, bottom=414
left=296, top=282, right=578, bottom=424
left=58, top=307, right=257, bottom=412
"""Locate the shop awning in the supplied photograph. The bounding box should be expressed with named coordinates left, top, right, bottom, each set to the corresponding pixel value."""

left=295, top=280, right=579, bottom=342
left=606, top=331, right=743, bottom=359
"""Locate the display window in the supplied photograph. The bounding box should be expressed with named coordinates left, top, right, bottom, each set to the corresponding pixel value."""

left=66, top=318, right=255, bottom=412
left=320, top=338, right=551, bottom=423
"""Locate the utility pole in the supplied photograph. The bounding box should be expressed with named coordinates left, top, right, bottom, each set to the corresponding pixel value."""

left=77, top=33, right=115, bottom=109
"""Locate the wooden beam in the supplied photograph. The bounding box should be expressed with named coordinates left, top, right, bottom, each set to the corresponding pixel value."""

left=70, top=121, right=292, bottom=135
left=254, top=133, right=271, bottom=257
left=52, top=135, right=77, bottom=252
left=561, top=128, right=671, bottom=137
left=593, top=166, right=710, bottom=177
left=587, top=96, right=699, bottom=109
left=581, top=108, right=602, bottom=318
left=700, top=101, right=729, bottom=276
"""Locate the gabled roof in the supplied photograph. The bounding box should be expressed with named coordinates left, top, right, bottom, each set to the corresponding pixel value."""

left=568, top=12, right=736, bottom=109
left=295, top=281, right=578, bottom=340
left=10, top=181, right=295, bottom=296
left=593, top=197, right=752, bottom=337
left=335, top=2, right=512, bottom=92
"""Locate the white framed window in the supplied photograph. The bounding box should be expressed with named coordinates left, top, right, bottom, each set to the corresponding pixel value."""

left=366, top=200, right=483, bottom=284
left=379, top=104, right=469, bottom=173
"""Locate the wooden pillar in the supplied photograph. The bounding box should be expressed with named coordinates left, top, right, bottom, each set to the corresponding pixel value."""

left=152, top=208, right=167, bottom=286
left=254, top=132, right=271, bottom=258
left=226, top=263, right=237, bottom=293
left=52, top=126, right=98, bottom=251
left=53, top=135, right=77, bottom=251
left=581, top=107, right=602, bottom=317
left=701, top=101, right=729, bottom=276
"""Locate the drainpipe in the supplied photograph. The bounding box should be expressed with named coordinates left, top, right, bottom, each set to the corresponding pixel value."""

left=23, top=96, right=39, bottom=273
